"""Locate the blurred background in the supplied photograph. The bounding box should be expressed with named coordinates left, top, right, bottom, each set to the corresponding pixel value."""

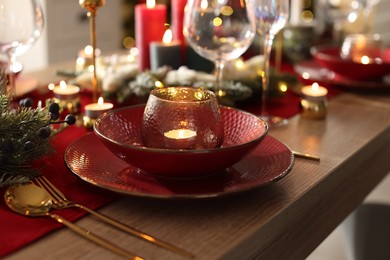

left=15, top=0, right=390, bottom=72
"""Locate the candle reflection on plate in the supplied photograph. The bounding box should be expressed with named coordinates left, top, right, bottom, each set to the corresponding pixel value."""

left=164, top=128, right=197, bottom=150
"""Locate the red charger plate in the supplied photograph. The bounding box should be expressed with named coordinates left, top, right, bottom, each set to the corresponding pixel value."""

left=64, top=133, right=294, bottom=199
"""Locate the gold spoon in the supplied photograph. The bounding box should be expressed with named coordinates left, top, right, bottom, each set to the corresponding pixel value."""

left=4, top=183, right=143, bottom=260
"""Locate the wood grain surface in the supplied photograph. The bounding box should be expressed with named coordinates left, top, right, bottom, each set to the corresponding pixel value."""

left=6, top=66, right=390, bottom=260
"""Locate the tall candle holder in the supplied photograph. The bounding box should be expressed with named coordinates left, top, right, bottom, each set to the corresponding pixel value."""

left=79, top=0, right=105, bottom=102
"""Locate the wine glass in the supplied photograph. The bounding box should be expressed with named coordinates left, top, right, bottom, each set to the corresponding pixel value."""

left=0, top=0, right=44, bottom=96
left=183, top=0, right=256, bottom=99
left=317, top=0, right=377, bottom=42
left=252, top=0, right=289, bottom=127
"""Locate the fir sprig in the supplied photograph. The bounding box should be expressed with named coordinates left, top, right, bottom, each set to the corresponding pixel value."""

left=0, top=72, right=76, bottom=187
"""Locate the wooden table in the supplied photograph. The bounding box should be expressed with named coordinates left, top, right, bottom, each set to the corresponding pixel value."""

left=5, top=64, right=390, bottom=259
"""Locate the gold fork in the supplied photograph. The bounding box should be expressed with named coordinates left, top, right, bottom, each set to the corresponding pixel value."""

left=35, top=176, right=194, bottom=259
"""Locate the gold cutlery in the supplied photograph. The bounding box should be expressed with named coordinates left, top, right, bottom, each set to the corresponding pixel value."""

left=4, top=183, right=143, bottom=260
left=35, top=176, right=194, bottom=259
left=292, top=151, right=320, bottom=161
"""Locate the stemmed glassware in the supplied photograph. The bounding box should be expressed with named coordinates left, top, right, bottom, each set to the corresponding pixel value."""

left=318, top=0, right=379, bottom=42
left=184, top=0, right=256, bottom=99
left=253, top=0, right=289, bottom=127
left=0, top=0, right=44, bottom=95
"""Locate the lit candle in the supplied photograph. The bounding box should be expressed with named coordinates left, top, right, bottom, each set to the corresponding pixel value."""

left=84, top=97, right=114, bottom=119
left=301, top=82, right=328, bottom=98
left=49, top=81, right=81, bottom=114
left=164, top=128, right=197, bottom=149
left=135, top=0, right=167, bottom=71
left=51, top=81, right=80, bottom=100
left=150, top=27, right=182, bottom=71
left=300, top=82, right=328, bottom=119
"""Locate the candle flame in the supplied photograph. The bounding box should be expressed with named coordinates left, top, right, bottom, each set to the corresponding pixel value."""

left=200, top=0, right=208, bottom=9
left=84, top=45, right=93, bottom=56
left=146, top=0, right=155, bottom=8
left=235, top=59, right=245, bottom=70
left=60, top=80, right=67, bottom=89
left=178, top=130, right=186, bottom=138
left=278, top=81, right=288, bottom=92
left=98, top=97, right=104, bottom=105
left=162, top=28, right=173, bottom=44
left=360, top=56, right=370, bottom=64
left=311, top=82, right=319, bottom=91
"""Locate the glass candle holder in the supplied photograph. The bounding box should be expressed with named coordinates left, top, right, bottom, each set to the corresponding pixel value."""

left=340, top=34, right=384, bottom=64
left=299, top=83, right=328, bottom=119
left=142, top=87, right=224, bottom=150
left=50, top=81, right=80, bottom=114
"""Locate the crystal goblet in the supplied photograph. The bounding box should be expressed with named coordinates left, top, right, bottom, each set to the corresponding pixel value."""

left=253, top=0, right=289, bottom=127
left=0, top=0, right=44, bottom=95
left=183, top=0, right=256, bottom=99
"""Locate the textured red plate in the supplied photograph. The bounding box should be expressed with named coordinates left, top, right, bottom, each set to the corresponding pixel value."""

left=64, top=133, right=294, bottom=199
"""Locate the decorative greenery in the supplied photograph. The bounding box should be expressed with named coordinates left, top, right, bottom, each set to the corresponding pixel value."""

left=102, top=66, right=255, bottom=106
left=103, top=66, right=298, bottom=107
left=69, top=53, right=299, bottom=106
left=0, top=72, right=76, bottom=187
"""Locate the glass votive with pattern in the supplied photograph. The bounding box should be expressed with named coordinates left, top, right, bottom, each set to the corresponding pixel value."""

left=142, top=87, right=224, bottom=150
left=340, top=34, right=384, bottom=64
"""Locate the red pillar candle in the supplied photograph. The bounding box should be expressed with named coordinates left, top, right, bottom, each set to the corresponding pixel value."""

left=171, top=0, right=187, bottom=43
left=135, top=0, right=167, bottom=71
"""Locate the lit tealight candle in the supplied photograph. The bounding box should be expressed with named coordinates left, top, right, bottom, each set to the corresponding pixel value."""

left=51, top=80, right=80, bottom=100
left=49, top=81, right=81, bottom=114
left=164, top=128, right=197, bottom=149
left=301, top=82, right=328, bottom=98
left=300, top=82, right=328, bottom=119
left=84, top=97, right=114, bottom=119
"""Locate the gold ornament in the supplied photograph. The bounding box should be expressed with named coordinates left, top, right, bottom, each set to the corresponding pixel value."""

left=79, top=0, right=105, bottom=13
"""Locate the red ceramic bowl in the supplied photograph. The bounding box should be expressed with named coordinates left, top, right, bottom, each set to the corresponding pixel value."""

left=94, top=105, right=268, bottom=179
left=311, top=45, right=390, bottom=80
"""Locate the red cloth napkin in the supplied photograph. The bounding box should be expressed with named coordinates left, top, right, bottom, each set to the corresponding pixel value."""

left=0, top=123, right=120, bottom=257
